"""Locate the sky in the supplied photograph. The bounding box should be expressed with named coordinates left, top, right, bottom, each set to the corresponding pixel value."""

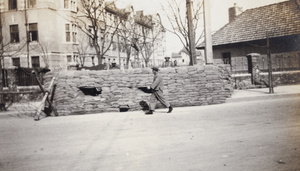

left=115, top=0, right=288, bottom=56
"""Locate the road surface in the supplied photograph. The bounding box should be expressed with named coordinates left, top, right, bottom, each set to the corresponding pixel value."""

left=0, top=96, right=300, bottom=171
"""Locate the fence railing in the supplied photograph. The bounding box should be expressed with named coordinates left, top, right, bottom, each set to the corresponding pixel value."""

left=229, top=54, right=300, bottom=74
left=1, top=67, right=44, bottom=87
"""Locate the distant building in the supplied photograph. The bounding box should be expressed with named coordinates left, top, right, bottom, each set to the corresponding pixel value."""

left=197, top=0, right=300, bottom=73
left=171, top=48, right=203, bottom=66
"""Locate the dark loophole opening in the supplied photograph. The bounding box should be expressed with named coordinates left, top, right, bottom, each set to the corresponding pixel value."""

left=119, top=105, right=129, bottom=112
left=78, top=86, right=102, bottom=96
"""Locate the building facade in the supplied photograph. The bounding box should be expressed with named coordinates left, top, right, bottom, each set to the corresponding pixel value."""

left=0, top=0, right=166, bottom=70
left=197, top=0, right=300, bottom=73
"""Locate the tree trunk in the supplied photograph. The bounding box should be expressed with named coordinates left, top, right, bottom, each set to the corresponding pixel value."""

left=94, top=44, right=102, bottom=65
left=126, top=52, right=131, bottom=68
left=97, top=53, right=102, bottom=66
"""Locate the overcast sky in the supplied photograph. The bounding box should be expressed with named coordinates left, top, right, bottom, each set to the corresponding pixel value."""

left=116, top=0, right=288, bottom=56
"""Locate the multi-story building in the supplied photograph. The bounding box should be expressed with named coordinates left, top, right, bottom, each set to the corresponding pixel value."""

left=132, top=10, right=166, bottom=68
left=1, top=0, right=79, bottom=70
left=0, top=0, right=166, bottom=70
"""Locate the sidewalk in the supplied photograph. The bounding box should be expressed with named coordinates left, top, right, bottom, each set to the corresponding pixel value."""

left=226, top=84, right=300, bottom=103
left=1, top=84, right=300, bottom=118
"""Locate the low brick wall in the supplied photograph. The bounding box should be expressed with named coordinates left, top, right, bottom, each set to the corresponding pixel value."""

left=233, top=70, right=300, bottom=89
left=44, top=65, right=233, bottom=115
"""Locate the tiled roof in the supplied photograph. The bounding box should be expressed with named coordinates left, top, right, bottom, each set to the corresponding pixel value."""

left=198, top=0, right=300, bottom=48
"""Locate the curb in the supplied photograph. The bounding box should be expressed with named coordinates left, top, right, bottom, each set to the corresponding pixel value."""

left=226, top=93, right=300, bottom=103
left=0, top=111, right=33, bottom=119
left=1, top=93, right=300, bottom=119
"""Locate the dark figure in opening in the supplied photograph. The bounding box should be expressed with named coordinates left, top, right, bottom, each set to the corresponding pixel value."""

left=253, top=66, right=269, bottom=87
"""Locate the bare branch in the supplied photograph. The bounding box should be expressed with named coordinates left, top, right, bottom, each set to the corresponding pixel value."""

left=162, top=0, right=204, bottom=64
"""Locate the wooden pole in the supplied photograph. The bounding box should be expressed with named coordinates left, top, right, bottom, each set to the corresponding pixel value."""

left=34, top=91, right=49, bottom=121
left=267, top=32, right=274, bottom=94
left=203, top=0, right=213, bottom=64
left=186, top=0, right=196, bottom=65
left=24, top=0, right=30, bottom=68
left=33, top=73, right=58, bottom=121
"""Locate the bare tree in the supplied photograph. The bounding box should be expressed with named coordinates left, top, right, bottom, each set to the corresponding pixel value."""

left=117, top=6, right=136, bottom=67
left=134, top=12, right=164, bottom=67
left=162, top=0, right=204, bottom=65
left=76, top=34, right=92, bottom=67
left=30, top=40, right=53, bottom=69
left=74, top=0, right=121, bottom=66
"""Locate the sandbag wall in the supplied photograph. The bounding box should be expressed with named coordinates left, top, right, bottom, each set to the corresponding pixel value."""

left=44, top=65, right=233, bottom=115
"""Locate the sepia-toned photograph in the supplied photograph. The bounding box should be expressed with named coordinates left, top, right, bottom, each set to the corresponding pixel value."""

left=0, top=0, right=299, bottom=170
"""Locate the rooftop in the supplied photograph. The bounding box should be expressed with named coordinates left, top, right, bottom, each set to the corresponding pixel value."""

left=198, top=0, right=300, bottom=48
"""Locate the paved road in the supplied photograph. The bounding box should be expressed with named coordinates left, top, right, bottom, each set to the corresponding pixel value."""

left=1, top=96, right=300, bottom=171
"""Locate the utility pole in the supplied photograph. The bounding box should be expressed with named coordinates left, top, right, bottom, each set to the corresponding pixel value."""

left=24, top=0, right=30, bottom=68
left=0, top=7, right=4, bottom=105
left=267, top=31, right=274, bottom=94
left=203, top=0, right=213, bottom=64
left=186, top=0, right=196, bottom=65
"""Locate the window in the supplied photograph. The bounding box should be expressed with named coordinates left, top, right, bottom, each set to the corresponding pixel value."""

left=71, top=0, right=76, bottom=11
left=28, top=0, right=36, bottom=8
left=73, top=55, right=78, bottom=62
left=10, top=25, right=19, bottom=43
left=9, top=0, right=17, bottom=10
left=31, top=56, right=40, bottom=68
left=67, top=55, right=72, bottom=62
left=222, top=52, right=231, bottom=65
left=64, top=0, right=69, bottom=9
left=88, top=26, right=94, bottom=46
left=72, top=24, right=77, bottom=42
left=112, top=42, right=117, bottom=51
left=65, top=24, right=71, bottom=42
left=12, top=58, right=20, bottom=67
left=66, top=23, right=77, bottom=43
left=29, top=23, right=38, bottom=42
left=92, top=56, right=95, bottom=66
left=64, top=0, right=77, bottom=11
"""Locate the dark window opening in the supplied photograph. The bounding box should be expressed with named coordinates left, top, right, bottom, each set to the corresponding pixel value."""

left=10, top=25, right=19, bottom=43
left=67, top=55, right=72, bottom=62
left=222, top=52, right=231, bottom=65
left=31, top=56, right=40, bottom=68
left=12, top=58, right=20, bottom=67
left=9, top=0, right=17, bottom=10
left=29, top=23, right=38, bottom=42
